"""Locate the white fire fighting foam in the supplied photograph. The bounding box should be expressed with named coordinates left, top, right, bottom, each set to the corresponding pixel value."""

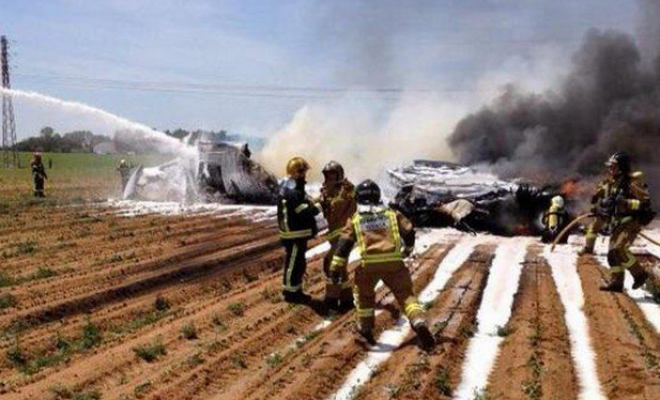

left=2, top=88, right=203, bottom=202
left=328, top=233, right=484, bottom=400
left=1, top=88, right=193, bottom=157
left=543, top=244, right=606, bottom=400
left=453, top=238, right=530, bottom=400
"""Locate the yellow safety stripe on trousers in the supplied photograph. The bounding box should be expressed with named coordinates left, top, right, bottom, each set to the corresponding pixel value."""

left=585, top=231, right=598, bottom=239
left=356, top=308, right=375, bottom=317
left=628, top=199, right=641, bottom=210
left=295, top=203, right=309, bottom=213
left=609, top=266, right=625, bottom=274
left=404, top=302, right=424, bottom=317
left=285, top=243, right=299, bottom=291
left=279, top=229, right=313, bottom=240
left=331, top=255, right=348, bottom=268
left=326, top=228, right=343, bottom=241
left=361, top=253, right=403, bottom=264
left=621, top=250, right=637, bottom=269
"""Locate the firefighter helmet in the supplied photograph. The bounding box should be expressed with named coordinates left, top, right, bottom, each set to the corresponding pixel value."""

left=605, top=151, right=631, bottom=174
left=322, top=161, right=345, bottom=182
left=33, top=152, right=42, bottom=160
left=551, top=195, right=565, bottom=208
left=355, top=179, right=381, bottom=205
left=286, top=156, right=311, bottom=177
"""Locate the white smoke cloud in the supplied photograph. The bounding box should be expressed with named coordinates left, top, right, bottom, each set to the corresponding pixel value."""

left=257, top=93, right=462, bottom=182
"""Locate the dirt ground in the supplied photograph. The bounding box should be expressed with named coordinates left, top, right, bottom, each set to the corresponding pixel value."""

left=1, top=196, right=660, bottom=400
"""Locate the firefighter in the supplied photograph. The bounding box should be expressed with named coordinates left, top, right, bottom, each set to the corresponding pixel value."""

left=277, top=156, right=321, bottom=303
left=542, top=195, right=568, bottom=243
left=318, top=161, right=357, bottom=311
left=117, top=159, right=132, bottom=192
left=31, top=152, right=48, bottom=198
left=330, top=180, right=434, bottom=350
left=580, top=151, right=655, bottom=292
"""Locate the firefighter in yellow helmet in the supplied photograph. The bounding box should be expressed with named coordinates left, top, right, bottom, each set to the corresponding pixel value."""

left=581, top=151, right=655, bottom=292
left=277, top=157, right=322, bottom=303
left=330, top=179, right=434, bottom=350
left=318, top=161, right=357, bottom=312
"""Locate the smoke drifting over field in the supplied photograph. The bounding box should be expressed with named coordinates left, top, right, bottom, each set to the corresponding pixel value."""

left=450, top=1, right=660, bottom=197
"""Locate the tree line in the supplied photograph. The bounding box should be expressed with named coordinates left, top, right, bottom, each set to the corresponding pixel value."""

left=14, top=127, right=234, bottom=153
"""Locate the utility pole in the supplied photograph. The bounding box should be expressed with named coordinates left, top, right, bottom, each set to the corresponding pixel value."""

left=1, top=35, right=18, bottom=168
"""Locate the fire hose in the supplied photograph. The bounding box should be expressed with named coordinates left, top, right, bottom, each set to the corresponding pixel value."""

left=550, top=213, right=660, bottom=252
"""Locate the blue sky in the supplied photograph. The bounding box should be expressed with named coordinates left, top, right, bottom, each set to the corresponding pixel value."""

left=0, top=0, right=639, bottom=139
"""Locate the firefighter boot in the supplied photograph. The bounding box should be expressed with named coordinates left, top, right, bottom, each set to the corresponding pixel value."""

left=338, top=297, right=354, bottom=314
left=283, top=291, right=311, bottom=304
left=411, top=318, right=435, bottom=351
left=324, top=297, right=339, bottom=312
left=599, top=272, right=624, bottom=293
left=357, top=326, right=376, bottom=345
left=629, top=264, right=649, bottom=290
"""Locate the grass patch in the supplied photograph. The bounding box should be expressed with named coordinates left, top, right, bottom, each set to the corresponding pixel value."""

left=134, top=381, right=152, bottom=398
left=228, top=302, right=245, bottom=317
left=472, top=389, right=493, bottom=400
left=16, top=240, right=37, bottom=256
left=48, top=384, right=101, bottom=400
left=33, top=266, right=58, bottom=280
left=460, top=322, right=476, bottom=338
left=265, top=352, right=283, bottom=368
left=0, top=271, right=16, bottom=288
left=6, top=320, right=103, bottom=375
left=116, top=309, right=169, bottom=334
left=187, top=352, right=204, bottom=367
left=495, top=325, right=512, bottom=337
left=181, top=322, right=198, bottom=340
left=153, top=295, right=171, bottom=311
left=80, top=320, right=102, bottom=350
left=435, top=367, right=452, bottom=396
left=0, top=293, right=17, bottom=309
left=133, top=339, right=166, bottom=362
left=230, top=353, right=247, bottom=369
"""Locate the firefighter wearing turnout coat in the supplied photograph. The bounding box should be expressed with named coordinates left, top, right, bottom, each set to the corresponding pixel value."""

left=542, top=195, right=568, bottom=244
left=580, top=151, right=655, bottom=292
left=330, top=180, right=434, bottom=350
left=31, top=152, right=48, bottom=198
left=318, top=161, right=357, bottom=311
left=277, top=157, right=322, bottom=303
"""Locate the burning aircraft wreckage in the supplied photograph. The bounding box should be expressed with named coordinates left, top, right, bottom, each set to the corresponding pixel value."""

left=386, top=160, right=574, bottom=238
left=123, top=135, right=570, bottom=238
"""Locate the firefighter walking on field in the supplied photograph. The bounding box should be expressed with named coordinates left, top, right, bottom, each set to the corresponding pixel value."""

left=580, top=151, right=655, bottom=292
left=277, top=157, right=322, bottom=303
left=318, top=161, right=357, bottom=312
left=31, top=152, right=48, bottom=198
left=330, top=180, right=434, bottom=350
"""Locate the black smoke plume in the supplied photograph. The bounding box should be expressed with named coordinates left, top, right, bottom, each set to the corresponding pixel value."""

left=449, top=2, right=660, bottom=199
